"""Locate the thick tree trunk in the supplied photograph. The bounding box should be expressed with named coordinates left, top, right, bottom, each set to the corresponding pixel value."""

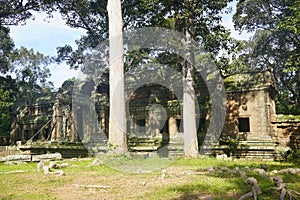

left=107, top=0, right=127, bottom=153
left=296, top=69, right=300, bottom=110
left=183, top=15, right=199, bottom=158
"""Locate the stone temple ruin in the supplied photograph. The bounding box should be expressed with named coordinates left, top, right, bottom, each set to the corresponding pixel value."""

left=3, top=70, right=300, bottom=159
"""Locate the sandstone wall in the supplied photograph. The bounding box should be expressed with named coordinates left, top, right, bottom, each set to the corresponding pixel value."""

left=274, top=121, right=300, bottom=150
left=223, top=88, right=276, bottom=141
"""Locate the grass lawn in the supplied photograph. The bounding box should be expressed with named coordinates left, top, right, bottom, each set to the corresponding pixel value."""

left=0, top=157, right=299, bottom=199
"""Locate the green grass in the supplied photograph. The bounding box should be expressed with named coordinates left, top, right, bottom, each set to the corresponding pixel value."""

left=100, top=154, right=177, bottom=173
left=0, top=157, right=299, bottom=199
left=0, top=162, right=36, bottom=172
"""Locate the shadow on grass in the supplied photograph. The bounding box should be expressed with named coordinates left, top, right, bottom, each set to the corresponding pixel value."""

left=163, top=176, right=247, bottom=200
left=287, top=156, right=300, bottom=166
left=163, top=157, right=300, bottom=199
left=194, top=165, right=300, bottom=199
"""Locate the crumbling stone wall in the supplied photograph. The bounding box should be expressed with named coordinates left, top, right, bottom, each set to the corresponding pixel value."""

left=10, top=70, right=299, bottom=160
left=273, top=119, right=300, bottom=151
left=9, top=80, right=79, bottom=144
left=10, top=103, right=53, bottom=143
left=222, top=71, right=277, bottom=141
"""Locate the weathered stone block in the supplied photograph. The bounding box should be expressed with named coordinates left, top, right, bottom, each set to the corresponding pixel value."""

left=31, top=153, right=62, bottom=162
left=0, top=154, right=32, bottom=162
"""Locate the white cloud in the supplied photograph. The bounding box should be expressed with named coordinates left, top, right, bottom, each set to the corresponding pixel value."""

left=10, top=12, right=85, bottom=56
left=9, top=12, right=85, bottom=88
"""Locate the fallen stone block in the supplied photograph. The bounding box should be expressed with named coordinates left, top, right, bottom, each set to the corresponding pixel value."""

left=0, top=154, right=31, bottom=162
left=31, top=153, right=62, bottom=162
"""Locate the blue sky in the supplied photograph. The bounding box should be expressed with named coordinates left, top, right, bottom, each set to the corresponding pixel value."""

left=10, top=12, right=85, bottom=88
left=9, top=1, right=252, bottom=88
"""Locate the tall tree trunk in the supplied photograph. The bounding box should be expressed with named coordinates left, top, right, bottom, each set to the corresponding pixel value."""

left=107, top=0, right=127, bottom=153
left=296, top=69, right=300, bottom=111
left=183, top=14, right=199, bottom=157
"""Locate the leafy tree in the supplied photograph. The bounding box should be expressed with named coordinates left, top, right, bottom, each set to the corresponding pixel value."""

left=0, top=72, right=17, bottom=137
left=233, top=0, right=300, bottom=114
left=0, top=26, right=15, bottom=73
left=12, top=47, right=53, bottom=105
left=50, top=0, right=108, bottom=69
left=0, top=88, right=13, bottom=137
left=0, top=0, right=55, bottom=26
left=0, top=46, right=53, bottom=142
left=0, top=1, right=55, bottom=140
left=52, top=0, right=235, bottom=67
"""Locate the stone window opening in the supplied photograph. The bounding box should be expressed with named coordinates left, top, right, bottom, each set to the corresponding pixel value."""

left=238, top=117, right=250, bottom=132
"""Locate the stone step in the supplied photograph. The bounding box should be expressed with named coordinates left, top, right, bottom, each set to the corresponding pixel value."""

left=128, top=137, right=162, bottom=148
left=128, top=141, right=159, bottom=146
left=18, top=143, right=89, bottom=158
left=239, top=140, right=276, bottom=145
left=87, top=146, right=107, bottom=155
left=87, top=140, right=107, bottom=146
left=129, top=146, right=160, bottom=151
left=239, top=150, right=275, bottom=160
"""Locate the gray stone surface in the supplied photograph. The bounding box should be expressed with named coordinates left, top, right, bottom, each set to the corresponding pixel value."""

left=0, top=154, right=31, bottom=162
left=31, top=153, right=62, bottom=162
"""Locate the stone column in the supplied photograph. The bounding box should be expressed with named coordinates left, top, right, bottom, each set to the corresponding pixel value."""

left=9, top=119, right=19, bottom=144
left=51, top=102, right=62, bottom=141
left=34, top=105, right=39, bottom=115
left=81, top=106, right=88, bottom=141
left=62, top=105, right=70, bottom=141
left=168, top=116, right=178, bottom=137
left=69, top=111, right=77, bottom=142
left=100, top=109, right=106, bottom=134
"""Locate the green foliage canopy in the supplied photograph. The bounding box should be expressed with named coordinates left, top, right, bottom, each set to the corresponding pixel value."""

left=233, top=0, right=300, bottom=114
left=0, top=1, right=55, bottom=136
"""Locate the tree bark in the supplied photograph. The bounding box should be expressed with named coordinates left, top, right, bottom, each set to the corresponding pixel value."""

left=107, top=0, right=127, bottom=153
left=182, top=10, right=199, bottom=157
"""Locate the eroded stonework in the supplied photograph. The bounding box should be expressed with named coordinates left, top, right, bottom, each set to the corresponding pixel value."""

left=7, top=71, right=300, bottom=159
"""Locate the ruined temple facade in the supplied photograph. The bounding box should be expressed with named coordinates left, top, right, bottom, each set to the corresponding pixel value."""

left=8, top=71, right=300, bottom=158
left=10, top=81, right=78, bottom=144
left=223, top=71, right=277, bottom=140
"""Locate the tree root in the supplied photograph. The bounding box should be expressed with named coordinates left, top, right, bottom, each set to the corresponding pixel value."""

left=239, top=177, right=262, bottom=200
left=269, top=176, right=300, bottom=200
